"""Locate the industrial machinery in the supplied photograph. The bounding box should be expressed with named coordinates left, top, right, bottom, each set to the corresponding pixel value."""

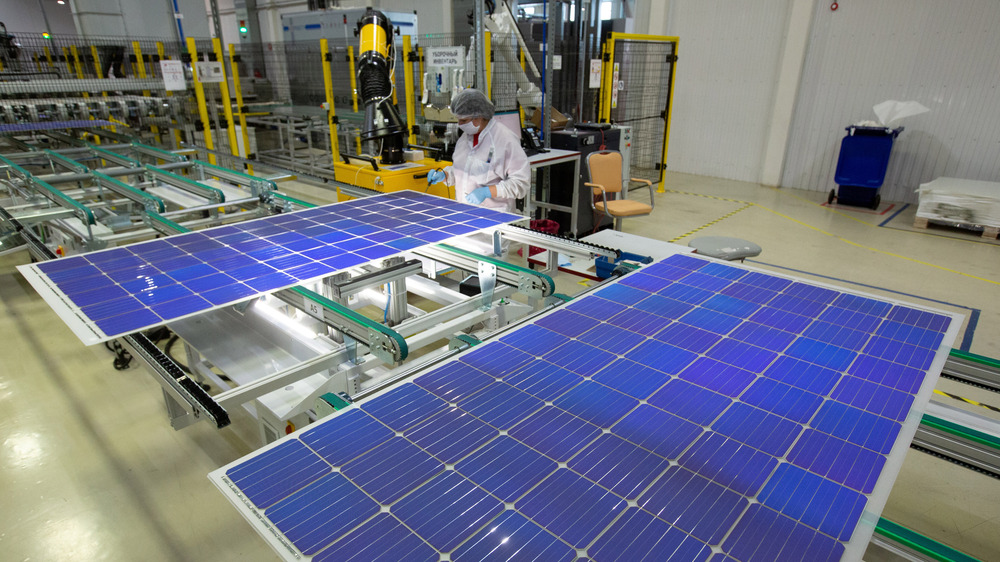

left=330, top=9, right=452, bottom=196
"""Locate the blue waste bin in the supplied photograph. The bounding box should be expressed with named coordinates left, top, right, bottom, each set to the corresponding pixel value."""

left=829, top=125, right=903, bottom=209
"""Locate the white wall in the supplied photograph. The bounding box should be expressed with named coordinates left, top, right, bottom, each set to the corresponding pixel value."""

left=637, top=0, right=1000, bottom=201
left=782, top=0, right=1000, bottom=203
left=660, top=0, right=791, bottom=183
left=0, top=0, right=76, bottom=34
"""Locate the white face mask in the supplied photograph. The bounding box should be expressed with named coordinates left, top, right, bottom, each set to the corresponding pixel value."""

left=459, top=120, right=480, bottom=136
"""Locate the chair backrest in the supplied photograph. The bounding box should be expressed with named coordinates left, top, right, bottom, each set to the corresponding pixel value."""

left=586, top=150, right=623, bottom=195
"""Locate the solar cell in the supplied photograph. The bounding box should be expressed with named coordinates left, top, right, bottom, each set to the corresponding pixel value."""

left=503, top=359, right=583, bottom=401
left=450, top=510, right=575, bottom=562
left=392, top=471, right=503, bottom=551
left=590, top=508, right=713, bottom=561
left=611, top=404, right=704, bottom=459
left=267, top=473, right=379, bottom=555
left=341, top=438, right=443, bottom=503
left=211, top=251, right=959, bottom=562
left=639, top=465, right=748, bottom=544
left=22, top=191, right=522, bottom=345
left=404, top=407, right=498, bottom=463
left=455, top=436, right=557, bottom=502
left=516, top=469, right=626, bottom=548
left=312, top=513, right=437, bottom=562
left=567, top=434, right=670, bottom=498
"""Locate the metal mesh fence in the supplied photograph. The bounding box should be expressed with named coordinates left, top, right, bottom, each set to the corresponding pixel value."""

left=0, top=32, right=182, bottom=94
left=608, top=38, right=676, bottom=183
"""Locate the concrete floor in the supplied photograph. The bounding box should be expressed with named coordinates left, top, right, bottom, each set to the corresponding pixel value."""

left=1, top=171, right=998, bottom=561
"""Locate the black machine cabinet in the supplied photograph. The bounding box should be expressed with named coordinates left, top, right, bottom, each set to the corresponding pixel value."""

left=545, top=127, right=621, bottom=236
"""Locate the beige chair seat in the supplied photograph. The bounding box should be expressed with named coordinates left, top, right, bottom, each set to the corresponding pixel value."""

left=585, top=150, right=655, bottom=231
left=596, top=199, right=653, bottom=217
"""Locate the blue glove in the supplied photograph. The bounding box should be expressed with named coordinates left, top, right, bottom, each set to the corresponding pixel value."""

left=465, top=186, right=491, bottom=205
left=427, top=170, right=446, bottom=185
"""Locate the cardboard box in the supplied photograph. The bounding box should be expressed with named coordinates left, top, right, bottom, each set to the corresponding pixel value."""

left=530, top=107, right=570, bottom=131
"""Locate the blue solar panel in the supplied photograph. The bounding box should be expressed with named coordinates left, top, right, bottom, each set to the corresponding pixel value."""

left=25, top=191, right=522, bottom=344
left=214, top=251, right=957, bottom=561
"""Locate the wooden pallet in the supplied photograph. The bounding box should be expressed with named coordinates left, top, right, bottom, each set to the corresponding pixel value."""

left=914, top=216, right=1000, bottom=239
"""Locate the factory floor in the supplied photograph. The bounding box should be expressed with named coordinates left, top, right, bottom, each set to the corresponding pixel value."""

left=1, top=171, right=998, bottom=561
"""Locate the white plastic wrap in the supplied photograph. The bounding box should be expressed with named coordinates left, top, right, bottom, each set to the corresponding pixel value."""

left=916, top=177, right=1000, bottom=227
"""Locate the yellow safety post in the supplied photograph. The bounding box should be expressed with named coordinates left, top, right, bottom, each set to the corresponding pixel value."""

left=484, top=31, right=492, bottom=98
left=402, top=36, right=416, bottom=145
left=519, top=47, right=526, bottom=127
left=212, top=38, right=240, bottom=160
left=603, top=32, right=679, bottom=188
left=599, top=37, right=616, bottom=122
left=43, top=46, right=54, bottom=69
left=89, top=45, right=117, bottom=133
left=320, top=39, right=340, bottom=165
left=90, top=46, right=106, bottom=95
left=347, top=45, right=362, bottom=154
left=158, top=42, right=185, bottom=149
left=416, top=46, right=426, bottom=117
left=132, top=41, right=161, bottom=141
left=347, top=46, right=359, bottom=112
left=228, top=44, right=253, bottom=174
left=61, top=47, right=73, bottom=77
left=69, top=45, right=99, bottom=142
left=33, top=53, right=41, bottom=72
left=659, top=41, right=679, bottom=190
left=187, top=37, right=216, bottom=165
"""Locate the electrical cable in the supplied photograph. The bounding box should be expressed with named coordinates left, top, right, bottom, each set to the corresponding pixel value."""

left=104, top=340, right=133, bottom=370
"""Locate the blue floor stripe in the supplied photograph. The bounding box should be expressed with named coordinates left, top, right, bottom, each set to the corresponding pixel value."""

left=746, top=260, right=979, bottom=351
left=878, top=203, right=910, bottom=227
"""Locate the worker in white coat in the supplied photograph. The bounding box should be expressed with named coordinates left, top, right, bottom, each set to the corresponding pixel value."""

left=427, top=88, right=530, bottom=214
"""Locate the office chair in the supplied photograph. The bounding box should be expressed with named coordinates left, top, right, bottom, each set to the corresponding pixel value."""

left=584, top=150, right=654, bottom=231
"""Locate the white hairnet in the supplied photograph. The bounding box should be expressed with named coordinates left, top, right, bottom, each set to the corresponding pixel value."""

left=450, top=88, right=494, bottom=120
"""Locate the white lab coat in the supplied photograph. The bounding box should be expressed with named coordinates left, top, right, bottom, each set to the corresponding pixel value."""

left=444, top=118, right=530, bottom=213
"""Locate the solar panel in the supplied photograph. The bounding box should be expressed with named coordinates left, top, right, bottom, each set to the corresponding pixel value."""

left=18, top=191, right=523, bottom=345
left=210, top=251, right=960, bottom=561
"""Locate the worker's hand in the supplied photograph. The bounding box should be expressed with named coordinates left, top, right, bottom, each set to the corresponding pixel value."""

left=427, top=170, right=446, bottom=185
left=464, top=186, right=491, bottom=205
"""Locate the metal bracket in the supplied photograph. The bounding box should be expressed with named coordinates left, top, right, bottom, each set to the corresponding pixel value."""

left=478, top=261, right=497, bottom=310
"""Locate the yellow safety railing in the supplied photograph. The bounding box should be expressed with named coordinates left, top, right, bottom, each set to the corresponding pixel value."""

left=599, top=32, right=680, bottom=188
left=187, top=37, right=216, bottom=165
left=403, top=36, right=416, bottom=145
left=320, top=38, right=340, bottom=164
left=212, top=37, right=240, bottom=161
left=228, top=44, right=253, bottom=174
